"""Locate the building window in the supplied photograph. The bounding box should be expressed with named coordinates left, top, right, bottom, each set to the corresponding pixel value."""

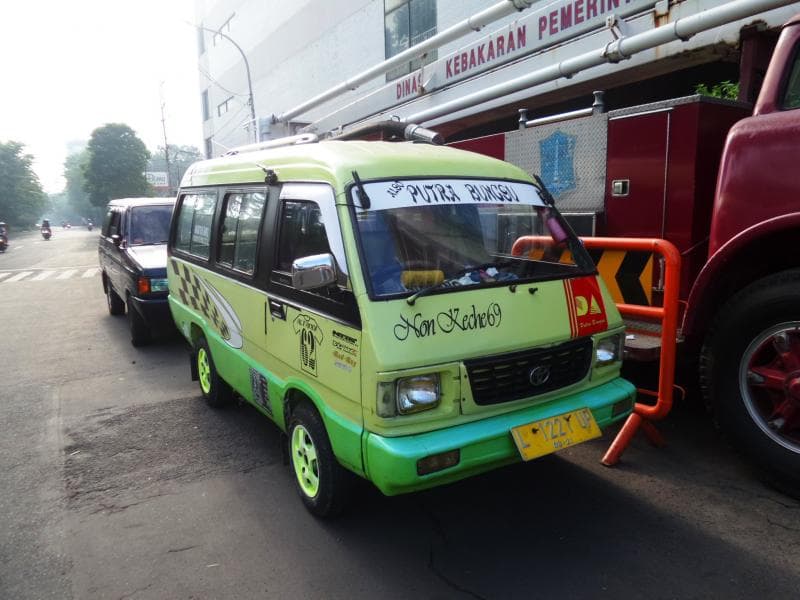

left=217, top=97, right=233, bottom=117
left=385, top=0, right=437, bottom=81
left=202, top=90, right=210, bottom=121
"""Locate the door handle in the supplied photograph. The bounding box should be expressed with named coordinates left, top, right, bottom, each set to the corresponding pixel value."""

left=268, top=298, right=286, bottom=320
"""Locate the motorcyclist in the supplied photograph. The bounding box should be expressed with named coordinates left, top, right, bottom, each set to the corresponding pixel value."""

left=41, top=219, right=52, bottom=239
left=0, top=221, right=8, bottom=251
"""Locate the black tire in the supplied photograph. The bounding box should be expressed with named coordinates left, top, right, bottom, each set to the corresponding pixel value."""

left=106, top=283, right=125, bottom=316
left=128, top=301, right=151, bottom=347
left=700, top=270, right=800, bottom=496
left=195, top=336, right=233, bottom=408
left=288, top=402, right=351, bottom=518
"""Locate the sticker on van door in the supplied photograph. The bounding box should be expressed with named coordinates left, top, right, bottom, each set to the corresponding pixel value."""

left=293, top=314, right=323, bottom=376
left=172, top=260, right=244, bottom=348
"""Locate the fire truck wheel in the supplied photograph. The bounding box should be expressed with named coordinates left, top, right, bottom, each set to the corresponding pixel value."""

left=701, top=270, right=800, bottom=497
left=195, top=336, right=233, bottom=408
left=288, top=402, right=351, bottom=518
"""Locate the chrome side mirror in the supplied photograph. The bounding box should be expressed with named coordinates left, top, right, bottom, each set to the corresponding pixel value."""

left=291, top=253, right=337, bottom=290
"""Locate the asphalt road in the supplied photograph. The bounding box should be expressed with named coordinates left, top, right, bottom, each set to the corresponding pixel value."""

left=1, top=228, right=798, bottom=600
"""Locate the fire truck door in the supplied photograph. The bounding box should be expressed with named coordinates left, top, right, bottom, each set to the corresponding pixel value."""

left=605, top=110, right=670, bottom=239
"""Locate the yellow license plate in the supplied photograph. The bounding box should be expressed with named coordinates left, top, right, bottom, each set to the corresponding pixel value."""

left=511, top=408, right=602, bottom=461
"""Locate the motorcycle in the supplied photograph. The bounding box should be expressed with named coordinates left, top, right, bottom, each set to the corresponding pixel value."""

left=0, top=236, right=7, bottom=252
left=41, top=228, right=52, bottom=240
left=87, top=221, right=94, bottom=232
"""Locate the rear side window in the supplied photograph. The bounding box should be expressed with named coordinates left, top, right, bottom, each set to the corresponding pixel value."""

left=175, top=192, right=217, bottom=259
left=218, top=191, right=267, bottom=275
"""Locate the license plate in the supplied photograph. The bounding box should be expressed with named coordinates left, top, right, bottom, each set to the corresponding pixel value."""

left=510, top=408, right=601, bottom=461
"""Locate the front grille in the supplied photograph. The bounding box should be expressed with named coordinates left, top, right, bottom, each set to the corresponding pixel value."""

left=464, top=338, right=593, bottom=405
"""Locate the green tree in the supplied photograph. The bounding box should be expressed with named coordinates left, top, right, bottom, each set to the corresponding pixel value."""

left=147, top=144, right=204, bottom=196
left=695, top=80, right=739, bottom=100
left=83, top=123, right=152, bottom=206
left=0, top=141, right=47, bottom=227
left=63, top=149, right=100, bottom=221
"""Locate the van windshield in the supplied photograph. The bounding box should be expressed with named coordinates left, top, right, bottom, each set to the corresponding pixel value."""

left=353, top=178, right=595, bottom=299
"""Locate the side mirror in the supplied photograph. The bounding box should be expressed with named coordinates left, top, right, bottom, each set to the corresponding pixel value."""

left=291, top=253, right=337, bottom=290
left=111, top=234, right=122, bottom=247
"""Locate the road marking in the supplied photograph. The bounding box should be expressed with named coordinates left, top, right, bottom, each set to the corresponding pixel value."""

left=0, top=272, right=11, bottom=281
left=31, top=270, right=56, bottom=281
left=82, top=267, right=99, bottom=278
left=4, top=271, right=33, bottom=283
left=56, top=269, right=78, bottom=280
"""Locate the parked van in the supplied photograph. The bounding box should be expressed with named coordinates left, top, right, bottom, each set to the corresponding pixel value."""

left=167, top=127, right=635, bottom=516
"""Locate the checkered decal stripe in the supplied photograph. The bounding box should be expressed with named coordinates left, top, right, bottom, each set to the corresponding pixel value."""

left=171, top=260, right=231, bottom=340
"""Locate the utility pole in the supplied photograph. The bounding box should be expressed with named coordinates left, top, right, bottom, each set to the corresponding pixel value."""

left=159, top=82, right=172, bottom=194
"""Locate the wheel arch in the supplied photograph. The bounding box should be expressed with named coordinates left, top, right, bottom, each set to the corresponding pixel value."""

left=684, top=217, right=800, bottom=348
left=282, top=381, right=365, bottom=476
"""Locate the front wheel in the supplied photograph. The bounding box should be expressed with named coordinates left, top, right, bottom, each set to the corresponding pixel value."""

left=288, top=402, right=351, bottom=518
left=106, top=284, right=125, bottom=316
left=701, top=270, right=800, bottom=495
left=128, top=301, right=151, bottom=347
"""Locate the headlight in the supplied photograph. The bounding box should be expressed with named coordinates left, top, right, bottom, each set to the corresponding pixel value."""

left=595, top=333, right=623, bottom=367
left=376, top=374, right=441, bottom=417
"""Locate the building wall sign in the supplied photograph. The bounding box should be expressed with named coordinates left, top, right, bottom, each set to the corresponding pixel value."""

left=360, top=1, right=658, bottom=112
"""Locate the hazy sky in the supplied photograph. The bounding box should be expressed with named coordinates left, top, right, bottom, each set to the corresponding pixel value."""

left=1, top=0, right=204, bottom=193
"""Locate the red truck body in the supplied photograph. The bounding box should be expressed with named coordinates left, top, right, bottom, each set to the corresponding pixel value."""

left=451, top=15, right=800, bottom=493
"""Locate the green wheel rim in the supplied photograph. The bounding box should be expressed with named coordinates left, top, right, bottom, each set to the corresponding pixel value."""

left=197, top=348, right=212, bottom=395
left=291, top=424, right=320, bottom=497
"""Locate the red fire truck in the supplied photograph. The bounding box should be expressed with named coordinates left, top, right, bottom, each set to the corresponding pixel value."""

left=450, top=14, right=800, bottom=492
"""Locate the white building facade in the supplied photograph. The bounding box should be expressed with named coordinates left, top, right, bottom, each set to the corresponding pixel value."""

left=194, top=0, right=800, bottom=156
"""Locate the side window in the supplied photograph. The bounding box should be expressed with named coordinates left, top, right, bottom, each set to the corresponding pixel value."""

left=217, top=190, right=267, bottom=275
left=276, top=200, right=332, bottom=272
left=175, top=192, right=218, bottom=259
left=782, top=45, right=800, bottom=109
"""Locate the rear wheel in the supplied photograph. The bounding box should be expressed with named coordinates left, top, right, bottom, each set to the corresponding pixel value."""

left=106, top=283, right=125, bottom=316
left=195, top=336, right=233, bottom=408
left=700, top=270, right=800, bottom=496
left=288, top=402, right=351, bottom=517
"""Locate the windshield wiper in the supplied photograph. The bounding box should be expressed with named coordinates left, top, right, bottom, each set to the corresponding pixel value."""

left=406, top=279, right=453, bottom=306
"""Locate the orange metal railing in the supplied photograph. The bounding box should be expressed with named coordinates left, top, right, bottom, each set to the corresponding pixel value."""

left=510, top=236, right=681, bottom=465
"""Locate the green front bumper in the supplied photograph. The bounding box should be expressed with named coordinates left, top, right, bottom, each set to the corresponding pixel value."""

left=364, top=378, right=635, bottom=496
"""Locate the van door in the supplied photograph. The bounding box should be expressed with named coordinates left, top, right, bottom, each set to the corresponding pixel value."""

left=265, top=183, right=363, bottom=469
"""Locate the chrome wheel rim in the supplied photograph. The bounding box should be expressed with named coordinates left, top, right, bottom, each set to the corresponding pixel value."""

left=739, top=321, right=800, bottom=454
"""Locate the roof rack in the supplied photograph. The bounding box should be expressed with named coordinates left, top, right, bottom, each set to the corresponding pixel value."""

left=224, top=132, right=319, bottom=156
left=332, top=120, right=443, bottom=145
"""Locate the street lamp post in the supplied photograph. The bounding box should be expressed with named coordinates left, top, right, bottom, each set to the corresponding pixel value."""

left=196, top=24, right=258, bottom=144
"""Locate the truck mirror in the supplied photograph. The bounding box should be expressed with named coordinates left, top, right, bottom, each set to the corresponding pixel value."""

left=291, top=253, right=337, bottom=290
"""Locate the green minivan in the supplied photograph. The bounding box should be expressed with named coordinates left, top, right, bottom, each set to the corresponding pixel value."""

left=167, top=128, right=634, bottom=517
